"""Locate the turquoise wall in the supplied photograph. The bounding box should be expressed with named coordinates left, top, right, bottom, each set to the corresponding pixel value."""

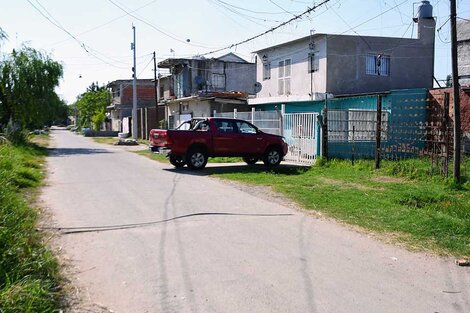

left=253, top=88, right=429, bottom=159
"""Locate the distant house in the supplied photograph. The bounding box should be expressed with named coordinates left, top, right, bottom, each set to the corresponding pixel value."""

left=458, top=19, right=470, bottom=86
left=157, top=53, right=256, bottom=128
left=107, top=79, right=156, bottom=133
left=249, top=2, right=436, bottom=106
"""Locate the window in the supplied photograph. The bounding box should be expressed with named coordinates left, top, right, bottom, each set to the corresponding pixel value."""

left=215, top=120, right=236, bottom=133
left=236, top=121, right=257, bottom=134
left=366, top=54, right=390, bottom=76
left=194, top=121, right=210, bottom=131
left=263, top=62, right=271, bottom=80
left=278, top=59, right=291, bottom=95
left=212, top=73, right=225, bottom=89
left=168, top=115, right=175, bottom=129
left=308, top=52, right=319, bottom=73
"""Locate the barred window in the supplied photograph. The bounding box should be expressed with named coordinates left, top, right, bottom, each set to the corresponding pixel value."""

left=366, top=54, right=390, bottom=76
left=263, top=62, right=271, bottom=80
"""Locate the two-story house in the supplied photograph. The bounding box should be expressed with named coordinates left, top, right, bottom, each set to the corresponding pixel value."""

left=249, top=0, right=436, bottom=106
left=458, top=19, right=470, bottom=86
left=107, top=79, right=157, bottom=133
left=157, top=53, right=256, bottom=128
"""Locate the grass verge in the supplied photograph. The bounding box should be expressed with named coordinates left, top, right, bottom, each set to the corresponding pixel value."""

left=92, top=137, right=119, bottom=145
left=174, top=158, right=469, bottom=258
left=0, top=136, right=62, bottom=312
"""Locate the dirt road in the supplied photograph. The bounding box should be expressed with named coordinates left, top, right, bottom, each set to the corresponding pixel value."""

left=41, top=129, right=469, bottom=313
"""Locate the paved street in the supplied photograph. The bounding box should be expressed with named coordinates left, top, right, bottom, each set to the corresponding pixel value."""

left=41, top=129, right=469, bottom=313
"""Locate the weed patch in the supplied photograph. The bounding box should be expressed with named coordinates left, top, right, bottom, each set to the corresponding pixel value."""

left=0, top=139, right=62, bottom=312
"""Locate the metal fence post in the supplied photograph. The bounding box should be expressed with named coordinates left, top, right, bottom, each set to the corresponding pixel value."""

left=322, top=98, right=328, bottom=160
left=352, top=125, right=355, bottom=165
left=280, top=104, right=285, bottom=136
left=234, top=108, right=238, bottom=119
left=375, top=95, right=382, bottom=169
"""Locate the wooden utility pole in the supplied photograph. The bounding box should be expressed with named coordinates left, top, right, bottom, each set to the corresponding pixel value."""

left=450, top=0, right=461, bottom=181
left=153, top=51, right=159, bottom=128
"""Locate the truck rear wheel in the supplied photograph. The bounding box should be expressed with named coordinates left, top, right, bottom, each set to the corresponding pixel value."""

left=186, top=148, right=208, bottom=170
left=169, top=154, right=185, bottom=168
left=243, top=157, right=258, bottom=165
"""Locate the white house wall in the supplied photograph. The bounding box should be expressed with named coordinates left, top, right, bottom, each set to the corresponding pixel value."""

left=254, top=37, right=327, bottom=103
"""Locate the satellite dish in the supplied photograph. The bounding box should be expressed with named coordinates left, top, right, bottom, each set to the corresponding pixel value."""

left=254, top=82, right=262, bottom=93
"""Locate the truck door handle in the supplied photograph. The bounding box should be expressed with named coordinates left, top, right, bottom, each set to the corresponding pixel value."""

left=257, top=138, right=263, bottom=140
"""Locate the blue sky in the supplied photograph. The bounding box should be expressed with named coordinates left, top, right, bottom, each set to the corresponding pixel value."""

left=1, top=0, right=469, bottom=103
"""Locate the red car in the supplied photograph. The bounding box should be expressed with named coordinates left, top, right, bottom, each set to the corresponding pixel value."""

left=149, top=117, right=288, bottom=170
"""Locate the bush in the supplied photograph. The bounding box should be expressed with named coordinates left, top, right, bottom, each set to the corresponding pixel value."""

left=2, top=120, right=29, bottom=145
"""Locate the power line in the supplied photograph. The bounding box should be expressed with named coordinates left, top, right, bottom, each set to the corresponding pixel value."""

left=327, top=2, right=372, bottom=50
left=268, top=0, right=297, bottom=17
left=106, top=0, right=221, bottom=50
left=200, top=0, right=333, bottom=56
left=208, top=0, right=283, bottom=24
left=49, top=0, right=158, bottom=47
left=213, top=0, right=297, bottom=14
left=26, top=0, right=129, bottom=69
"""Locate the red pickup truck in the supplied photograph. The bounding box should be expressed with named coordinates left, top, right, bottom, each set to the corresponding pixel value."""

left=149, top=117, right=288, bottom=170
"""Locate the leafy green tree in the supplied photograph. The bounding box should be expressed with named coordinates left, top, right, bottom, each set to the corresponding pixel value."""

left=74, top=83, right=110, bottom=130
left=0, top=45, right=66, bottom=129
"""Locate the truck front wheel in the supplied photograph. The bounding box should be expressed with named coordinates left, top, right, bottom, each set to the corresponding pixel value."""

left=263, top=147, right=282, bottom=167
left=186, top=148, right=208, bottom=170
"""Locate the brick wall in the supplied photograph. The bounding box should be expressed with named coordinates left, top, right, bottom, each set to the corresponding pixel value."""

left=121, top=84, right=156, bottom=107
left=429, top=87, right=470, bottom=132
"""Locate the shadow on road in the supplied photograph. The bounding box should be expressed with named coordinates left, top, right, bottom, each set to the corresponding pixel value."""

left=163, top=163, right=309, bottom=176
left=47, top=147, right=112, bottom=157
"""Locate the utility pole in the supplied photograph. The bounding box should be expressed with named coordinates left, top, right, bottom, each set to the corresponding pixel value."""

left=309, top=29, right=315, bottom=100
left=131, top=25, right=138, bottom=140
left=153, top=51, right=159, bottom=128
left=450, top=0, right=461, bottom=181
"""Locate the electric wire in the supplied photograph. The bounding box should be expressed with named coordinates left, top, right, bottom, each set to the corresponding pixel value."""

left=208, top=0, right=283, bottom=23
left=200, top=0, right=332, bottom=56
left=49, top=0, right=158, bottom=47
left=106, top=0, right=221, bottom=49
left=213, top=0, right=297, bottom=15
left=268, top=0, right=297, bottom=17
left=327, top=2, right=373, bottom=50
left=26, top=0, right=129, bottom=69
left=207, top=0, right=277, bottom=26
left=39, top=212, right=294, bottom=234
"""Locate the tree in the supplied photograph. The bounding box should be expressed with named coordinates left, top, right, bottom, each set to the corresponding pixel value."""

left=0, top=46, right=65, bottom=129
left=74, top=83, right=110, bottom=130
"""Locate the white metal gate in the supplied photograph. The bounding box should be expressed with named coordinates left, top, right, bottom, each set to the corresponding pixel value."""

left=283, top=113, right=318, bottom=165
left=214, top=109, right=318, bottom=165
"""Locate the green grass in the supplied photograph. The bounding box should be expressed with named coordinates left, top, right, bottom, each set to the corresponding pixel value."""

left=0, top=137, right=62, bottom=312
left=92, top=137, right=119, bottom=145
left=135, top=150, right=168, bottom=163
left=191, top=158, right=469, bottom=258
